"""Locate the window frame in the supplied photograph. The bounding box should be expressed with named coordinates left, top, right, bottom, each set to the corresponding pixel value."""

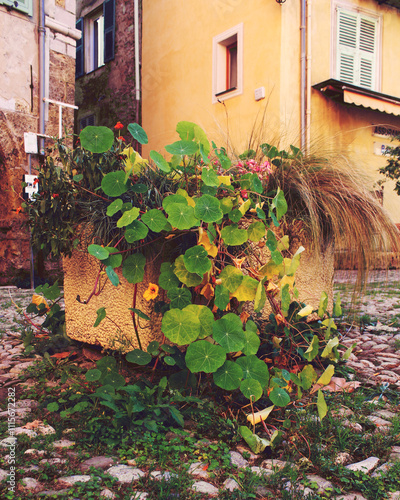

left=212, top=23, right=243, bottom=103
left=332, top=3, right=381, bottom=92
left=0, top=0, right=32, bottom=16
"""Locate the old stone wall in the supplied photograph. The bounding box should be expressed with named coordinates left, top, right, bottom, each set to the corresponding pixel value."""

left=0, top=1, right=77, bottom=286
left=75, top=0, right=141, bottom=136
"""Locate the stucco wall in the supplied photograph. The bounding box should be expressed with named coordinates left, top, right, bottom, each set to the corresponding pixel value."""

left=0, top=0, right=77, bottom=285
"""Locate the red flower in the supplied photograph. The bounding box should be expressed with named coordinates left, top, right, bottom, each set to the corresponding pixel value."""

left=240, top=189, right=248, bottom=199
left=52, top=193, right=59, bottom=198
left=33, top=178, right=39, bottom=185
left=114, top=122, right=124, bottom=130
left=118, top=136, right=126, bottom=142
left=16, top=207, right=22, bottom=214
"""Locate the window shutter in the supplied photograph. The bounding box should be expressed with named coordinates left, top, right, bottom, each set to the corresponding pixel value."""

left=0, top=0, right=32, bottom=15
left=103, top=0, right=115, bottom=63
left=75, top=18, right=84, bottom=78
left=337, top=8, right=378, bottom=90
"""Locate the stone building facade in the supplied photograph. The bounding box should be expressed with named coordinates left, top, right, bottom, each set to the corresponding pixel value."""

left=0, top=0, right=79, bottom=285
left=75, top=0, right=141, bottom=136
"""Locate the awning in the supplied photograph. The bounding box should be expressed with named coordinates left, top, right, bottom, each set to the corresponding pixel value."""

left=313, top=79, right=400, bottom=117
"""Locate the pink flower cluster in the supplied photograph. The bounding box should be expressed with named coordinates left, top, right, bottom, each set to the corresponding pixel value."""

left=236, top=159, right=273, bottom=180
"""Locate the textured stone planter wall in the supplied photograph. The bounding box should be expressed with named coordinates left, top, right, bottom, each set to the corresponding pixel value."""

left=63, top=251, right=163, bottom=352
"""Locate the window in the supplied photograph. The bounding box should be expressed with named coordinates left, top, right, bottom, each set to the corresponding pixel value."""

left=0, top=0, right=32, bottom=16
left=212, top=23, right=243, bottom=103
left=75, top=0, right=115, bottom=78
left=79, top=115, right=95, bottom=131
left=335, top=6, right=380, bottom=91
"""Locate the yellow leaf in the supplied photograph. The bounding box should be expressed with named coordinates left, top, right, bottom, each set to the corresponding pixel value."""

left=31, top=294, right=49, bottom=311
left=176, top=188, right=195, bottom=207
left=247, top=405, right=275, bottom=425
left=316, top=364, right=335, bottom=386
left=258, top=261, right=283, bottom=279
left=238, top=199, right=251, bottom=216
left=198, top=228, right=218, bottom=257
left=272, top=336, right=282, bottom=348
left=218, top=175, right=231, bottom=186
left=123, top=147, right=149, bottom=173
left=297, top=305, right=313, bottom=317
left=279, top=275, right=295, bottom=290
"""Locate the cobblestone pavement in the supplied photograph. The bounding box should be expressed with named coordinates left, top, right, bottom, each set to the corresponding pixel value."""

left=0, top=279, right=400, bottom=499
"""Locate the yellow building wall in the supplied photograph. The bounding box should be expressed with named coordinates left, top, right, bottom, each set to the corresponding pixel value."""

left=142, top=0, right=400, bottom=222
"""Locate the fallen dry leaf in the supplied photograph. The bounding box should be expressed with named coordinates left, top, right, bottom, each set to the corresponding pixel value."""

left=311, top=377, right=361, bottom=394
left=23, top=420, right=43, bottom=429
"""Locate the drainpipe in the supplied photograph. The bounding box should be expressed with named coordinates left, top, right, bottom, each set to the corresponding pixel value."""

left=300, top=0, right=306, bottom=152
left=306, top=0, right=312, bottom=153
left=134, top=0, right=140, bottom=102
left=39, top=0, right=46, bottom=155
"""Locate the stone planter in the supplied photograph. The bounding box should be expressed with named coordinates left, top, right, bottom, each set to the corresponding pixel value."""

left=63, top=250, right=163, bottom=352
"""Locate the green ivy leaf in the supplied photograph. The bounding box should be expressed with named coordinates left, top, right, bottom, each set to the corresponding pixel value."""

left=271, top=188, right=288, bottom=221
left=254, top=280, right=266, bottom=313
left=317, top=389, right=328, bottom=420
left=269, top=387, right=290, bottom=407
left=183, top=246, right=211, bottom=274
left=88, top=244, right=109, bottom=260
left=106, top=266, right=119, bottom=287
left=185, top=340, right=226, bottom=373
left=236, top=355, right=269, bottom=386
left=221, top=224, right=248, bottom=246
left=141, top=209, right=169, bottom=232
left=213, top=313, right=245, bottom=353
left=281, top=283, right=291, bottom=313
left=117, top=207, right=140, bottom=228
left=127, top=123, right=148, bottom=145
left=161, top=307, right=200, bottom=345
left=242, top=329, right=260, bottom=356
left=173, top=255, right=202, bottom=287
left=318, top=291, right=328, bottom=318
left=165, top=140, right=199, bottom=156
left=101, top=171, right=128, bottom=197
left=122, top=253, right=146, bottom=284
left=167, top=287, right=192, bottom=309
left=214, top=284, right=230, bottom=310
left=126, top=349, right=152, bottom=366
left=125, top=220, right=149, bottom=243
left=213, top=360, right=243, bottom=390
left=106, top=198, right=123, bottom=216
left=165, top=203, right=200, bottom=230
left=80, top=126, right=114, bottom=153
left=240, top=378, right=263, bottom=401
left=150, top=150, right=171, bottom=173
left=129, top=308, right=150, bottom=321
left=303, top=335, right=319, bottom=362
left=93, top=307, right=106, bottom=327
left=219, top=265, right=243, bottom=293
left=333, top=292, right=342, bottom=317
left=194, top=194, right=223, bottom=223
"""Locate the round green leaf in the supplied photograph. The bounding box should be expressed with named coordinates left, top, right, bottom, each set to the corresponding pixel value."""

left=150, top=150, right=171, bottom=173
left=106, top=198, right=123, bottom=216
left=96, top=356, right=117, bottom=370
left=102, top=372, right=126, bottom=388
left=46, top=402, right=59, bottom=412
left=213, top=360, right=243, bottom=390
left=269, top=387, right=291, bottom=407
left=165, top=140, right=199, bottom=156
left=213, top=313, right=245, bottom=353
left=220, top=197, right=234, bottom=215
left=240, top=378, right=263, bottom=401
left=214, top=284, right=230, bottom=310
left=102, top=247, right=123, bottom=269
left=121, top=202, right=133, bottom=212
left=183, top=246, right=211, bottom=274
left=106, top=265, right=120, bottom=287
left=221, top=224, right=248, bottom=246
left=219, top=265, right=243, bottom=293
left=117, top=207, right=140, bottom=228
left=164, top=356, right=176, bottom=366
left=125, top=220, right=149, bottom=243
left=229, top=209, right=242, bottom=223
left=194, top=194, right=223, bottom=223
left=176, top=121, right=211, bottom=155
left=162, top=194, right=187, bottom=210
left=201, top=168, right=220, bottom=187
left=85, top=369, right=102, bottom=382
left=147, top=341, right=160, bottom=355
left=80, top=126, right=114, bottom=153
left=242, top=330, right=261, bottom=356
left=185, top=340, right=226, bottom=373
left=165, top=203, right=200, bottom=230
left=131, top=183, right=148, bottom=194
left=167, top=287, right=192, bottom=309
left=184, top=304, right=214, bottom=339
left=126, top=349, right=152, bottom=366
left=101, top=171, right=128, bottom=197
left=173, top=255, right=202, bottom=287
left=127, top=123, right=148, bottom=145
left=142, top=209, right=169, bottom=232
left=247, top=221, right=266, bottom=242
left=158, top=266, right=180, bottom=290
left=122, top=253, right=146, bottom=284
left=88, top=244, right=109, bottom=260
left=236, top=355, right=269, bottom=386
left=161, top=307, right=200, bottom=345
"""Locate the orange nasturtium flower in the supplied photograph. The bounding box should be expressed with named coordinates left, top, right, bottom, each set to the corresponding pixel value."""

left=16, top=207, right=22, bottom=214
left=114, top=121, right=124, bottom=130
left=143, top=283, right=159, bottom=301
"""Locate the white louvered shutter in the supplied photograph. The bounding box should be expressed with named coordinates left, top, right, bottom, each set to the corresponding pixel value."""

left=337, top=8, right=378, bottom=90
